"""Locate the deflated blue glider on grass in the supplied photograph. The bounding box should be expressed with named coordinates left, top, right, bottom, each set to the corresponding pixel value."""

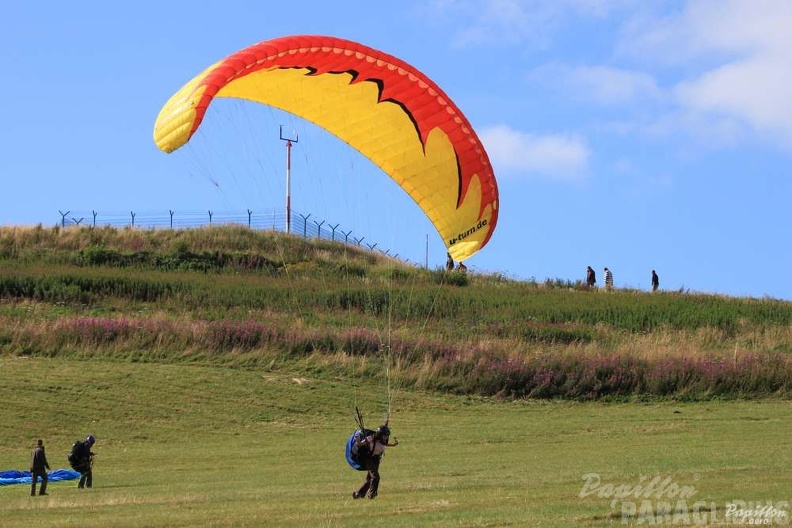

left=0, top=469, right=80, bottom=486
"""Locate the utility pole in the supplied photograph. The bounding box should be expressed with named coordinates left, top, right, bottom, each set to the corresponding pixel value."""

left=425, top=234, right=429, bottom=269
left=279, top=125, right=299, bottom=234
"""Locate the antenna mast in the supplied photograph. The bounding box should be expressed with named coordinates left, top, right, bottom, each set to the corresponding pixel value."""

left=279, top=125, right=299, bottom=234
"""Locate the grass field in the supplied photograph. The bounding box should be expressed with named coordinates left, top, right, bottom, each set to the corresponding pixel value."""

left=1, top=225, right=791, bottom=526
left=1, top=357, right=790, bottom=527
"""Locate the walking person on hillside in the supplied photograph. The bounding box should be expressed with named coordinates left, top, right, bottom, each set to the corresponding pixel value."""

left=586, top=266, right=596, bottom=289
left=604, top=267, right=614, bottom=291
left=68, top=435, right=96, bottom=489
left=352, top=424, right=398, bottom=500
left=651, top=270, right=659, bottom=292
left=30, top=438, right=50, bottom=496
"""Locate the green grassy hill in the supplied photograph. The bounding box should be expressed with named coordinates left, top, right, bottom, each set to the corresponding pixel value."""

left=2, top=225, right=791, bottom=526
left=2, top=224, right=791, bottom=401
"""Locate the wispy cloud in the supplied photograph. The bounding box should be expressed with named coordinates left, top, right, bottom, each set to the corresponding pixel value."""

left=618, top=0, right=792, bottom=64
left=619, top=0, right=792, bottom=148
left=528, top=64, right=662, bottom=105
left=424, top=0, right=635, bottom=46
left=435, top=0, right=792, bottom=152
left=673, top=56, right=792, bottom=147
left=479, top=125, right=590, bottom=182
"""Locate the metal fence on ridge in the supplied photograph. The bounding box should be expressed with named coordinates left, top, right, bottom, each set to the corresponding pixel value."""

left=56, top=208, right=414, bottom=264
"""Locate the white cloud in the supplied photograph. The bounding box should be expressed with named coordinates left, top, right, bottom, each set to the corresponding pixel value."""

left=674, top=54, right=792, bottom=145
left=618, top=0, right=792, bottom=148
left=425, top=0, right=637, bottom=46
left=432, top=0, right=792, bottom=153
left=620, top=0, right=792, bottom=64
left=510, top=0, right=792, bottom=151
left=479, top=125, right=590, bottom=182
left=529, top=64, right=662, bottom=105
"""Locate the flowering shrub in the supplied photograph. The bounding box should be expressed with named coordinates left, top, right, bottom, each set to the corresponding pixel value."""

left=425, top=351, right=792, bottom=400
left=202, top=320, right=273, bottom=352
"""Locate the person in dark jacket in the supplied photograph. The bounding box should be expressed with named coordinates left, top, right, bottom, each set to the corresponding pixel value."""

left=30, top=438, right=50, bottom=496
left=651, top=270, right=660, bottom=291
left=586, top=266, right=596, bottom=288
left=73, top=435, right=96, bottom=489
left=352, top=425, right=398, bottom=500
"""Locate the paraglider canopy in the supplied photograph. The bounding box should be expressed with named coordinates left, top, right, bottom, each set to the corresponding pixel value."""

left=154, top=35, right=498, bottom=262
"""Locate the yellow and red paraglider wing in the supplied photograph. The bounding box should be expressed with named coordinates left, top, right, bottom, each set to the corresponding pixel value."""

left=153, top=35, right=498, bottom=261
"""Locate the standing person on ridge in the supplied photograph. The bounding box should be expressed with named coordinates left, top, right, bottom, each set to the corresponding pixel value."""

left=604, top=267, right=614, bottom=291
left=586, top=266, right=596, bottom=289
left=352, top=424, right=398, bottom=500
left=30, top=438, right=50, bottom=496
left=651, top=270, right=660, bottom=292
left=446, top=253, right=454, bottom=271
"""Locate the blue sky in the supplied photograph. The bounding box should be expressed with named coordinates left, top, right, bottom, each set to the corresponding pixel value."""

left=2, top=1, right=790, bottom=300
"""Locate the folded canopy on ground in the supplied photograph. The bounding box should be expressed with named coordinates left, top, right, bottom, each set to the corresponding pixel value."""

left=0, top=469, right=80, bottom=486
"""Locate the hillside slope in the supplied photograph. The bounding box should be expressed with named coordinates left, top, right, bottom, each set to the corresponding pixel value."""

left=1, top=224, right=791, bottom=399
